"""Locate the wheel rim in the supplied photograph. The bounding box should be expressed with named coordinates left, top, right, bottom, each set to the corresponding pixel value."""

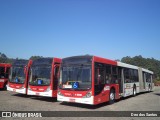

left=133, top=89, right=136, bottom=95
left=110, top=92, right=114, bottom=100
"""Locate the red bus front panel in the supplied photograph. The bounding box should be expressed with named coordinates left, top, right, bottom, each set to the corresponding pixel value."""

left=0, top=79, right=7, bottom=88
left=0, top=63, right=11, bottom=89
left=7, top=60, right=32, bottom=94
left=7, top=82, right=26, bottom=93
left=58, top=89, right=94, bottom=104
left=27, top=58, right=61, bottom=97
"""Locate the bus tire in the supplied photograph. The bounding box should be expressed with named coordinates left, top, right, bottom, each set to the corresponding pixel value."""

left=109, top=89, right=115, bottom=104
left=3, top=83, right=7, bottom=90
left=148, top=84, right=151, bottom=92
left=133, top=86, right=136, bottom=96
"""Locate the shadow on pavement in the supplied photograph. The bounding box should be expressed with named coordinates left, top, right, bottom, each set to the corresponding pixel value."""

left=0, top=89, right=6, bottom=91
left=31, top=96, right=57, bottom=103
left=59, top=92, right=155, bottom=109
left=154, top=93, right=160, bottom=96
left=12, top=93, right=57, bottom=102
left=60, top=101, right=111, bottom=109
left=12, top=93, right=32, bottom=98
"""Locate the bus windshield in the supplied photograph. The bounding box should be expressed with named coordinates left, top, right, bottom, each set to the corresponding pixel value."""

left=29, top=66, right=51, bottom=86
left=59, top=65, right=91, bottom=90
left=9, top=67, right=25, bottom=84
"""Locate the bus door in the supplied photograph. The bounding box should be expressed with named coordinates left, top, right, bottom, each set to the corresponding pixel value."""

left=5, top=67, right=10, bottom=79
left=145, top=73, right=152, bottom=91
left=94, top=63, right=105, bottom=96
left=142, top=72, right=146, bottom=90
left=150, top=74, right=153, bottom=90
left=118, top=67, right=124, bottom=94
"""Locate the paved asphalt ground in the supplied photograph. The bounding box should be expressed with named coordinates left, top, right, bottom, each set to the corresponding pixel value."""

left=0, top=87, right=160, bottom=120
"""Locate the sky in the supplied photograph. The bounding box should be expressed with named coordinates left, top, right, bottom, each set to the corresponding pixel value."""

left=0, top=0, right=160, bottom=60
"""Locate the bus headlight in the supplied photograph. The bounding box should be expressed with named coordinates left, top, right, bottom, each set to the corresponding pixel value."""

left=45, top=87, right=50, bottom=92
left=28, top=86, right=31, bottom=90
left=58, top=90, right=63, bottom=96
left=17, top=85, right=24, bottom=89
left=83, top=91, right=92, bottom=98
left=20, top=86, right=24, bottom=89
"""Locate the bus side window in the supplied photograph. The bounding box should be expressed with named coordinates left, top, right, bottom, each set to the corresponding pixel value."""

left=146, top=73, right=151, bottom=83
left=129, top=69, right=134, bottom=83
left=95, top=63, right=105, bottom=85
left=105, top=65, right=111, bottom=84
left=94, top=62, right=105, bottom=96
left=99, top=67, right=105, bottom=84
left=118, top=67, right=122, bottom=82
left=111, top=66, right=118, bottom=84
left=134, top=69, right=139, bottom=82
left=124, top=68, right=130, bottom=83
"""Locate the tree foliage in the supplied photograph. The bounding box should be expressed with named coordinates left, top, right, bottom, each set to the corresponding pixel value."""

left=0, top=52, right=14, bottom=63
left=0, top=53, right=43, bottom=63
left=29, top=56, right=43, bottom=60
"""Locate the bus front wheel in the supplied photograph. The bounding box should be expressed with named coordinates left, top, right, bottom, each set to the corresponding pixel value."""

left=133, top=87, right=136, bottom=96
left=148, top=85, right=151, bottom=92
left=109, top=89, right=115, bottom=104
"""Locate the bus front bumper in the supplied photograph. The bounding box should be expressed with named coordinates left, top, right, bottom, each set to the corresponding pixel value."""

left=57, top=95, right=94, bottom=105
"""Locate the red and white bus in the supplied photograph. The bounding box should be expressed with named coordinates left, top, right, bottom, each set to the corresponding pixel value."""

left=7, top=60, right=32, bottom=94
left=57, top=55, right=154, bottom=105
left=27, top=58, right=61, bottom=97
left=0, top=63, right=11, bottom=90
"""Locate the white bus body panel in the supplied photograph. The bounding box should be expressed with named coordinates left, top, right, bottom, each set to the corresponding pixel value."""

left=139, top=68, right=153, bottom=92
left=7, top=86, right=26, bottom=94
left=27, top=89, right=52, bottom=97
left=117, top=62, right=139, bottom=70
left=57, top=95, right=94, bottom=105
left=123, top=82, right=140, bottom=97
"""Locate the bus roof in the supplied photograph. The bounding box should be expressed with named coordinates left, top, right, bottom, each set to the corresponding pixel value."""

left=32, top=58, right=53, bottom=66
left=117, top=62, right=139, bottom=69
left=93, top=56, right=117, bottom=65
left=62, top=55, right=117, bottom=66
left=118, top=62, right=153, bottom=74
left=62, top=55, right=92, bottom=65
left=142, top=68, right=153, bottom=74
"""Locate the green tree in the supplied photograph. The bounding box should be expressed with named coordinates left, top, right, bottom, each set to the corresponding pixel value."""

left=30, top=56, right=43, bottom=60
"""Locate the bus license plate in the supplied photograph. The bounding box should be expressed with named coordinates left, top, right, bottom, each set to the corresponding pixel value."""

left=69, top=98, right=75, bottom=102
left=36, top=93, right=39, bottom=95
left=13, top=89, right=16, bottom=92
